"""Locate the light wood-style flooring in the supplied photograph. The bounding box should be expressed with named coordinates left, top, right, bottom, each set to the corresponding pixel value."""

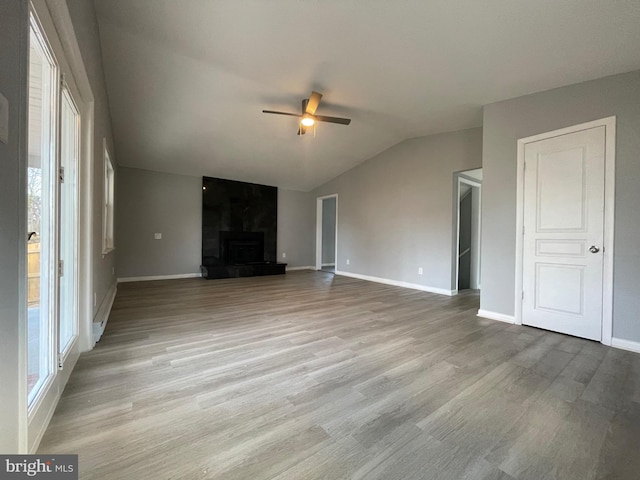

left=39, top=271, right=640, bottom=479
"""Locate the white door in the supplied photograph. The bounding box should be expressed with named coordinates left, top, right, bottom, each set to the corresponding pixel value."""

left=522, top=126, right=605, bottom=340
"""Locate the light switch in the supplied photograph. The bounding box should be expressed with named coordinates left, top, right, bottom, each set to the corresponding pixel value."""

left=0, top=92, right=8, bottom=144
left=154, top=233, right=162, bottom=240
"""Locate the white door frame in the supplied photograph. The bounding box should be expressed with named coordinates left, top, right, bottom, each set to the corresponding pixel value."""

left=316, top=194, right=338, bottom=271
left=514, top=116, right=616, bottom=346
left=454, top=176, right=482, bottom=293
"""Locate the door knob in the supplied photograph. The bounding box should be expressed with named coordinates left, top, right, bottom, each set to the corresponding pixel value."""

left=589, top=245, right=600, bottom=253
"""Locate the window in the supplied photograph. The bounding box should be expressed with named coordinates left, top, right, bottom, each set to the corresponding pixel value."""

left=102, top=140, right=115, bottom=253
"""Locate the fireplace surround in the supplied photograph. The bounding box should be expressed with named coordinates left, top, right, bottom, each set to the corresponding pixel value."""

left=200, top=177, right=286, bottom=279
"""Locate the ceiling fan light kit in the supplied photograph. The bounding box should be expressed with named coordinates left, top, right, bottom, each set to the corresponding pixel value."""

left=262, top=90, right=351, bottom=135
left=300, top=115, right=315, bottom=127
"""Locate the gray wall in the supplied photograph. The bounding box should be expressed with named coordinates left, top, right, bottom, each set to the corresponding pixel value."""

left=116, top=167, right=202, bottom=278
left=0, top=0, right=28, bottom=453
left=66, top=0, right=117, bottom=317
left=278, top=189, right=315, bottom=268
left=481, top=70, right=640, bottom=342
left=116, top=168, right=315, bottom=277
left=312, top=128, right=482, bottom=292
left=322, top=197, right=336, bottom=264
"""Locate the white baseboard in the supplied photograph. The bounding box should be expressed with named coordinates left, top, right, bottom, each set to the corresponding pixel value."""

left=29, top=388, right=62, bottom=453
left=477, top=309, right=515, bottom=324
left=611, top=337, right=640, bottom=354
left=334, top=270, right=456, bottom=296
left=321, top=263, right=336, bottom=267
left=286, top=266, right=315, bottom=271
left=92, top=283, right=117, bottom=344
left=117, top=273, right=201, bottom=283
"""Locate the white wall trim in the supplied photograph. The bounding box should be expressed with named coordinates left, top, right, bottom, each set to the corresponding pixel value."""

left=321, top=263, right=336, bottom=267
left=611, top=338, right=640, bottom=354
left=92, top=282, right=117, bottom=344
left=514, top=116, right=616, bottom=347
left=286, top=266, right=315, bottom=271
left=117, top=273, right=201, bottom=283
left=335, top=270, right=456, bottom=296
left=28, top=389, right=60, bottom=454
left=477, top=309, right=515, bottom=324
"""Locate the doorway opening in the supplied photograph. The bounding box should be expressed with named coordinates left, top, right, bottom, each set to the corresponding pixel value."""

left=454, top=169, right=482, bottom=293
left=316, top=195, right=338, bottom=272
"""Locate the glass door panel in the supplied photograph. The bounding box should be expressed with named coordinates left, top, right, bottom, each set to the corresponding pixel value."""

left=27, top=22, right=57, bottom=405
left=59, top=87, right=79, bottom=355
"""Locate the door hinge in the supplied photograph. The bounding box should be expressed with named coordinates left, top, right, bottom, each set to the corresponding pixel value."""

left=60, top=72, right=66, bottom=88
left=522, top=290, right=525, bottom=300
left=58, top=259, right=64, bottom=277
left=59, top=166, right=65, bottom=183
left=58, top=354, right=63, bottom=370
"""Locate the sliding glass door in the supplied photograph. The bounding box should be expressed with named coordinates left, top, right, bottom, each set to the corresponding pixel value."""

left=27, top=11, right=80, bottom=411
left=27, top=17, right=57, bottom=406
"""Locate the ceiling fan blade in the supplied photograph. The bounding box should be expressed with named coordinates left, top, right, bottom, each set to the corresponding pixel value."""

left=262, top=110, right=300, bottom=117
left=314, top=115, right=351, bottom=125
left=297, top=125, right=307, bottom=135
left=306, top=91, right=322, bottom=115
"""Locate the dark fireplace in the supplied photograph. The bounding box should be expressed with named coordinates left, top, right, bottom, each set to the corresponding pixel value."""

left=220, top=231, right=264, bottom=265
left=200, top=176, right=285, bottom=279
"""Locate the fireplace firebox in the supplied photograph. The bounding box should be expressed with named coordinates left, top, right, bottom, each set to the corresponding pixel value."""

left=220, top=231, right=265, bottom=265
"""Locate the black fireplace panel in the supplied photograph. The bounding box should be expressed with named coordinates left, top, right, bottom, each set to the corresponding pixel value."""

left=202, top=177, right=277, bottom=267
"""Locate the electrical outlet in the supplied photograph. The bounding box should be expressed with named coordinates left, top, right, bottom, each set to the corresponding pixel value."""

left=282, top=252, right=286, bottom=258
left=418, top=267, right=423, bottom=275
left=346, top=259, right=350, bottom=265
left=154, top=233, right=162, bottom=240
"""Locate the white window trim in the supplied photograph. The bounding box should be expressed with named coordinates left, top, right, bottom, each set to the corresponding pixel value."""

left=102, top=139, right=115, bottom=254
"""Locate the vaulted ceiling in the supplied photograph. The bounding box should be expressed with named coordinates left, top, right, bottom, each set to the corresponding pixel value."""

left=94, top=0, right=640, bottom=191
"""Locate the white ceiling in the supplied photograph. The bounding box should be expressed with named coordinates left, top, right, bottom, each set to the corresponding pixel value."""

left=94, top=0, right=640, bottom=191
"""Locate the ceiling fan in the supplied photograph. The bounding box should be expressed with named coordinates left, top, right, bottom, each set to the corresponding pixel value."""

left=262, top=91, right=351, bottom=135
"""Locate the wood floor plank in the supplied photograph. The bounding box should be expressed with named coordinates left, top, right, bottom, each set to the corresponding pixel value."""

left=37, top=271, right=640, bottom=479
